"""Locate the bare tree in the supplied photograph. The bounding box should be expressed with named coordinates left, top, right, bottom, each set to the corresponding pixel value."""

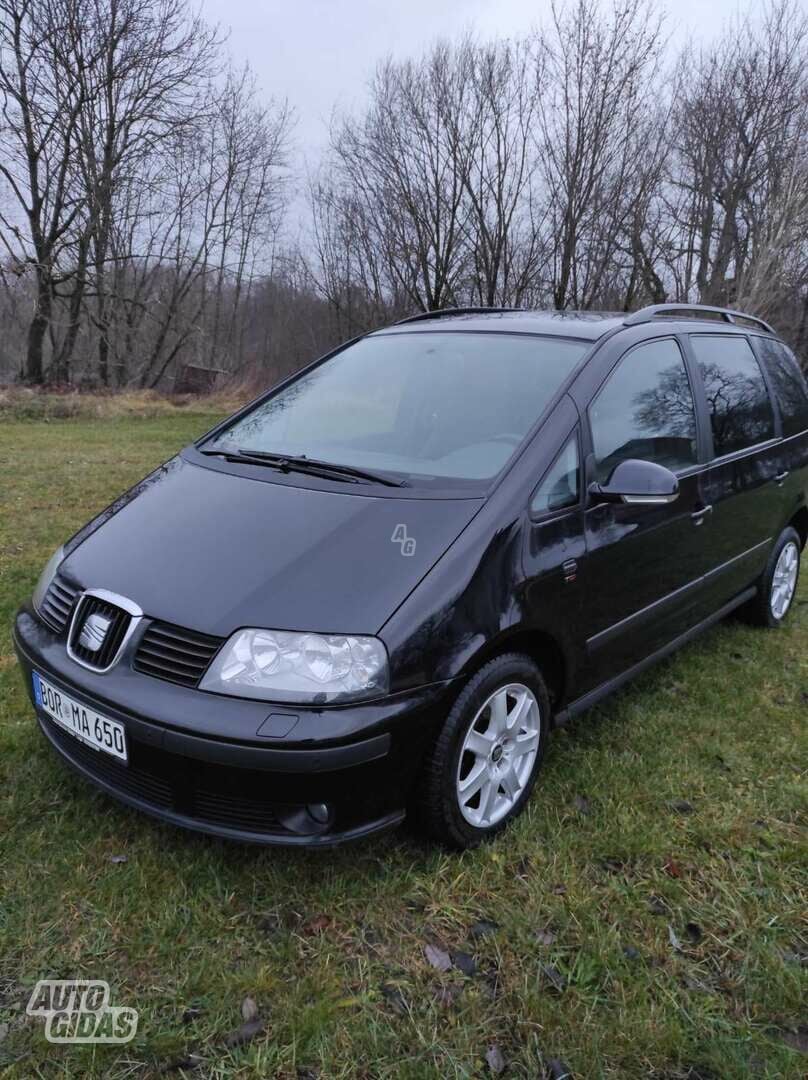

left=536, top=0, right=665, bottom=309
left=0, top=0, right=90, bottom=382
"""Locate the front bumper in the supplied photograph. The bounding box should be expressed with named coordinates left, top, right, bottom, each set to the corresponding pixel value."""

left=13, top=608, right=455, bottom=846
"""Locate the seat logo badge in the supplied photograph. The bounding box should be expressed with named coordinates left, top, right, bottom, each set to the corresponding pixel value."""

left=391, top=524, right=416, bottom=556
left=78, top=613, right=112, bottom=652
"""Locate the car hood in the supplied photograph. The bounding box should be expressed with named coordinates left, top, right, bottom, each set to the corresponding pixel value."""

left=62, top=456, right=484, bottom=637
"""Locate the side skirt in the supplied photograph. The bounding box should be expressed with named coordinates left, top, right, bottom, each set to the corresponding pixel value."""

left=554, top=586, right=757, bottom=726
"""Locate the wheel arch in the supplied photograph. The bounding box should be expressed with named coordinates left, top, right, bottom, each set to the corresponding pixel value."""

left=458, top=628, right=568, bottom=713
left=788, top=505, right=808, bottom=549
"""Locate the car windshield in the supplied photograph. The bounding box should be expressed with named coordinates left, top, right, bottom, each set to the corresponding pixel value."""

left=206, top=331, right=588, bottom=486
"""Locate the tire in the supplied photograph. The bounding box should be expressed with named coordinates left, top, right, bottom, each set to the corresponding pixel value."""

left=744, top=525, right=801, bottom=628
left=413, top=653, right=551, bottom=849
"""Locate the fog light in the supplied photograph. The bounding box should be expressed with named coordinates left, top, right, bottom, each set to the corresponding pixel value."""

left=307, top=802, right=331, bottom=825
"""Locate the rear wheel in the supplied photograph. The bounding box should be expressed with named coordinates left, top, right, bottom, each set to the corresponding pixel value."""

left=413, top=653, right=550, bottom=849
left=745, top=526, right=801, bottom=628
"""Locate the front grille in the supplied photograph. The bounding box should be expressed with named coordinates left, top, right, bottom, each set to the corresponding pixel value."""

left=45, top=717, right=173, bottom=809
left=194, top=788, right=281, bottom=833
left=41, top=716, right=291, bottom=837
left=69, top=595, right=131, bottom=670
left=38, top=576, right=80, bottom=634
left=133, top=620, right=223, bottom=688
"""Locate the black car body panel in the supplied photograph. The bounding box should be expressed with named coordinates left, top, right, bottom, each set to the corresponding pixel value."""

left=60, top=453, right=485, bottom=638
left=15, top=305, right=808, bottom=845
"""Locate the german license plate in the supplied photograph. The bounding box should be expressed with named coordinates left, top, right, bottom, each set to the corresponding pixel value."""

left=33, top=671, right=128, bottom=763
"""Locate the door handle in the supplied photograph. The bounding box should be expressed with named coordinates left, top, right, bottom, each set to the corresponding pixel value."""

left=774, top=471, right=789, bottom=485
left=691, top=504, right=713, bottom=525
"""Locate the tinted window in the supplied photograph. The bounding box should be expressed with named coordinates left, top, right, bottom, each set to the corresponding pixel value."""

left=690, top=335, right=776, bottom=456
left=208, top=332, right=587, bottom=485
left=590, top=338, right=698, bottom=482
left=531, top=433, right=579, bottom=515
left=755, top=338, right=808, bottom=437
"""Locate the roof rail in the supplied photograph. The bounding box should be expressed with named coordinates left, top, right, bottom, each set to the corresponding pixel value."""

left=624, top=303, right=775, bottom=335
left=395, top=306, right=523, bottom=325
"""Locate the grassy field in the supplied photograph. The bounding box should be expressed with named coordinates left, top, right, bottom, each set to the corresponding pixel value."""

left=0, top=414, right=806, bottom=1079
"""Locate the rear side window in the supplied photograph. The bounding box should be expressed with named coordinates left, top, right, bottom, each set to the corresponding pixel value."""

left=755, top=338, right=808, bottom=437
left=690, top=335, right=775, bottom=456
left=531, top=433, right=579, bottom=516
left=589, top=338, right=698, bottom=481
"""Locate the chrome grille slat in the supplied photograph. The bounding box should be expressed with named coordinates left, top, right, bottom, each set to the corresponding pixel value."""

left=38, top=576, right=80, bottom=634
left=134, top=620, right=223, bottom=688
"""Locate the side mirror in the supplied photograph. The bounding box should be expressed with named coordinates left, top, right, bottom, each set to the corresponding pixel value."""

left=588, top=458, right=679, bottom=506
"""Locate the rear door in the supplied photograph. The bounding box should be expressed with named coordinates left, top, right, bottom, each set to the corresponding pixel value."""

left=577, top=335, right=709, bottom=690
left=684, top=333, right=781, bottom=606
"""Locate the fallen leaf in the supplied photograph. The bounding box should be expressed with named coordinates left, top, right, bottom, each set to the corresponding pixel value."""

left=224, top=1018, right=264, bottom=1047
left=601, top=858, right=624, bottom=874
left=469, top=918, right=499, bottom=940
left=779, top=1025, right=808, bottom=1053
left=663, top=858, right=682, bottom=878
left=648, top=896, right=669, bottom=916
left=108, top=854, right=128, bottom=864
left=573, top=794, right=592, bottom=816
left=424, top=944, right=452, bottom=972
left=547, top=1059, right=573, bottom=1079
left=670, top=799, right=695, bottom=814
left=452, top=950, right=477, bottom=976
left=241, top=997, right=258, bottom=1022
left=379, top=983, right=407, bottom=1015
left=668, top=925, right=682, bottom=951
left=485, top=1042, right=506, bottom=1074
left=302, top=914, right=334, bottom=936
left=535, top=928, right=556, bottom=946
left=540, top=963, right=567, bottom=993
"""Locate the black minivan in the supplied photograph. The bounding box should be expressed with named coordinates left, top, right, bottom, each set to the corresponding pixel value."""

left=14, top=304, right=808, bottom=848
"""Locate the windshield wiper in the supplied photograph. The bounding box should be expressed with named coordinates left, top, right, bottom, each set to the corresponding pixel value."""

left=199, top=447, right=408, bottom=488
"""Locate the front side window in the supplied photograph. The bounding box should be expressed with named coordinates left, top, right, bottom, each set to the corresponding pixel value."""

left=531, top=433, right=579, bottom=516
left=755, top=338, right=808, bottom=438
left=690, top=335, right=776, bottom=456
left=589, top=338, right=698, bottom=482
left=208, top=332, right=588, bottom=485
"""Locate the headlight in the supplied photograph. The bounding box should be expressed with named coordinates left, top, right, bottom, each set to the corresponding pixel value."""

left=32, top=545, right=65, bottom=613
left=199, top=628, right=389, bottom=704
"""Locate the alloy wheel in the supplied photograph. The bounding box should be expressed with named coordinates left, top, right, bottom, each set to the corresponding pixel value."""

left=771, top=540, right=799, bottom=620
left=455, top=682, right=541, bottom=828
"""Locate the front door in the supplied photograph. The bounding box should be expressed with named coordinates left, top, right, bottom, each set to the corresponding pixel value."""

left=577, top=336, right=709, bottom=691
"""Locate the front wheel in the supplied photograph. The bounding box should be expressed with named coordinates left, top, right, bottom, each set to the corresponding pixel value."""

left=745, top=526, right=801, bottom=628
left=413, top=653, right=551, bottom=849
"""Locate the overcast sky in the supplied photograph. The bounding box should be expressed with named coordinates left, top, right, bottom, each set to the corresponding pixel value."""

left=200, top=0, right=746, bottom=164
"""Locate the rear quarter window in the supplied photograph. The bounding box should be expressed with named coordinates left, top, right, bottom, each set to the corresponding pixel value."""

left=689, top=335, right=776, bottom=457
left=754, top=338, right=808, bottom=437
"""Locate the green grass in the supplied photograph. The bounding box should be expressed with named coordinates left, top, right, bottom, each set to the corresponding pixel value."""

left=0, top=415, right=806, bottom=1079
